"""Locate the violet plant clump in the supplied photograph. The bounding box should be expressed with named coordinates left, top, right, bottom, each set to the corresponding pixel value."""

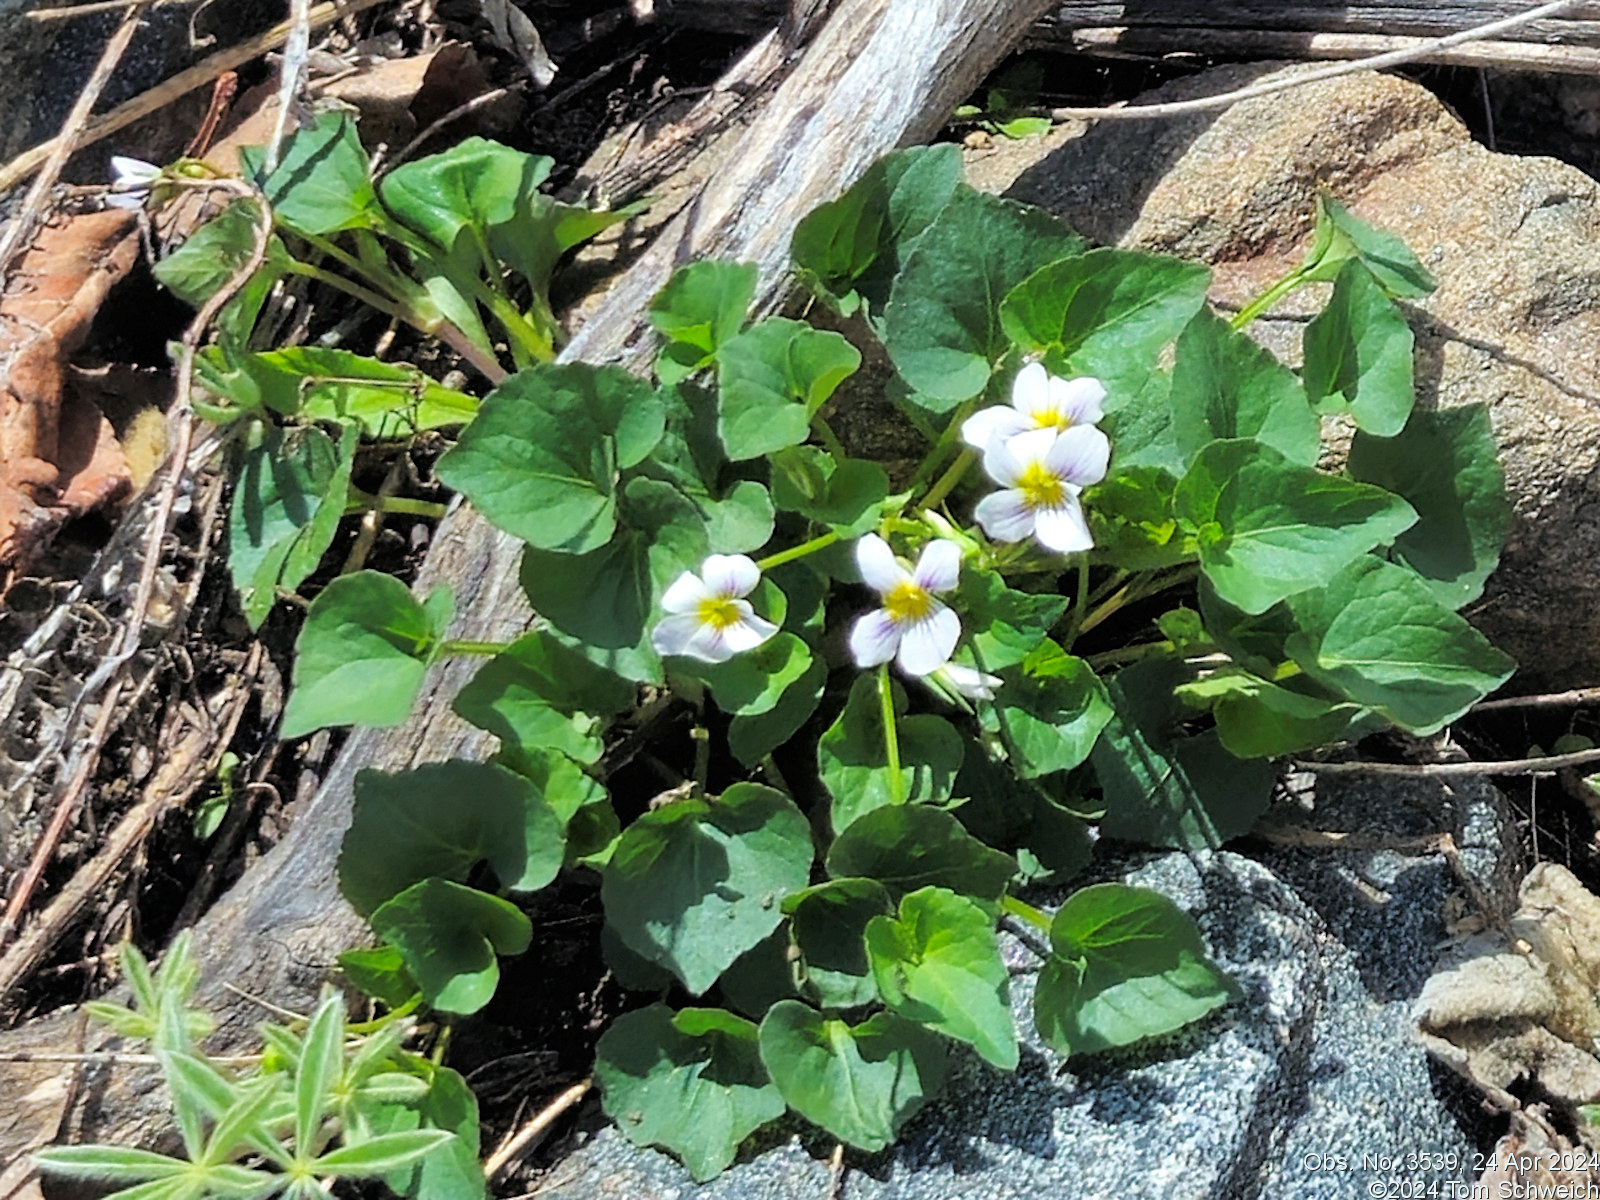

left=148, top=131, right=1515, bottom=1182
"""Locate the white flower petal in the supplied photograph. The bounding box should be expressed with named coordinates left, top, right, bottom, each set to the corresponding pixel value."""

left=660, top=570, right=714, bottom=614
left=700, top=553, right=760, bottom=599
left=913, top=539, right=962, bottom=595
left=1007, top=426, right=1063, bottom=468
left=103, top=193, right=147, bottom=210
left=1011, top=362, right=1050, bottom=417
left=720, top=612, right=779, bottom=655
left=980, top=433, right=1024, bottom=488
left=1054, top=376, right=1106, bottom=426
left=1045, top=424, right=1112, bottom=487
left=110, top=155, right=161, bottom=185
left=974, top=490, right=1036, bottom=543
left=1033, top=495, right=1094, bottom=554
left=849, top=608, right=901, bottom=668
left=961, top=405, right=1030, bottom=450
left=651, top=612, right=707, bottom=657
left=684, top=623, right=736, bottom=663
left=941, top=663, right=1001, bottom=700
left=855, top=534, right=910, bottom=595
left=896, top=604, right=959, bottom=677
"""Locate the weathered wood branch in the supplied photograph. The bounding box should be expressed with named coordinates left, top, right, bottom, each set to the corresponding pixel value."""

left=659, top=0, right=1600, bottom=50
left=0, top=0, right=1061, bottom=1165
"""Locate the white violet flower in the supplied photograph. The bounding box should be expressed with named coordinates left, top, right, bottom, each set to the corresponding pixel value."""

left=927, top=662, right=1001, bottom=703
left=849, top=534, right=963, bottom=677
left=974, top=425, right=1111, bottom=554
left=107, top=156, right=162, bottom=211
left=961, top=361, right=1106, bottom=451
left=651, top=554, right=778, bottom=663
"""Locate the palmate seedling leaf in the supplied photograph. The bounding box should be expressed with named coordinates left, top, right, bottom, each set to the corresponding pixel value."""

left=988, top=643, right=1112, bottom=778
left=1173, top=438, right=1417, bottom=615
left=865, top=886, right=1017, bottom=1069
left=769, top=447, right=888, bottom=537
left=30, top=1146, right=191, bottom=1181
left=1034, top=883, right=1233, bottom=1057
left=716, top=318, right=860, bottom=460
left=229, top=422, right=356, bottom=630
left=1302, top=194, right=1435, bottom=298
left=338, top=760, right=564, bottom=916
left=602, top=783, right=814, bottom=995
left=453, top=630, right=634, bottom=767
left=827, top=805, right=1017, bottom=902
left=436, top=362, right=665, bottom=553
left=313, top=1131, right=457, bottom=1176
left=595, top=1005, right=786, bottom=1182
left=1285, top=555, right=1515, bottom=734
left=379, top=137, right=551, bottom=261
left=1302, top=258, right=1416, bottom=437
left=280, top=572, right=451, bottom=738
left=242, top=110, right=380, bottom=236
left=519, top=476, right=711, bottom=684
left=649, top=260, right=758, bottom=384
left=1169, top=307, right=1319, bottom=468
left=296, top=991, right=345, bottom=1154
left=1175, top=669, right=1377, bottom=760
left=1000, top=247, right=1211, bottom=408
left=757, top=1001, right=947, bottom=1153
left=363, top=1064, right=486, bottom=1200
left=882, top=185, right=1083, bottom=410
left=785, top=877, right=893, bottom=1009
left=1347, top=404, right=1510, bottom=608
left=1091, top=658, right=1274, bottom=851
left=818, top=674, right=964, bottom=834
left=956, top=567, right=1069, bottom=671
left=790, top=143, right=962, bottom=320
left=370, top=879, right=531, bottom=1014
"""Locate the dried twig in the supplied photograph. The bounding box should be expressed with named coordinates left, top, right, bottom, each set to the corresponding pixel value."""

left=0, top=0, right=393, bottom=196
left=0, top=0, right=152, bottom=278
left=263, top=0, right=314, bottom=175
left=1046, top=0, right=1590, bottom=121
left=1294, top=745, right=1600, bottom=779
left=484, top=1078, right=592, bottom=1181
left=1473, top=686, right=1600, bottom=712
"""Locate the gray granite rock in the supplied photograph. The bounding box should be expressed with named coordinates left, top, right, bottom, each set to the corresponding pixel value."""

left=544, top=773, right=1509, bottom=1200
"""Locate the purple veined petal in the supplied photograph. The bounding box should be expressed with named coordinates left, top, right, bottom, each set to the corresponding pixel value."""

left=1053, top=376, right=1106, bottom=426
left=980, top=432, right=1025, bottom=488
left=660, top=570, right=714, bottom=614
left=700, top=553, right=760, bottom=599
left=849, top=608, right=902, bottom=668
left=974, top=489, right=1036, bottom=543
left=721, top=611, right=779, bottom=655
left=897, top=604, right=960, bottom=677
left=683, top=622, right=736, bottom=663
left=855, top=534, right=910, bottom=596
left=1006, top=426, right=1063, bottom=470
left=651, top=612, right=708, bottom=657
left=1045, top=424, right=1112, bottom=487
left=961, top=405, right=1030, bottom=450
left=1033, top=494, right=1094, bottom=554
left=913, top=538, right=962, bottom=594
left=1010, top=362, right=1051, bottom=418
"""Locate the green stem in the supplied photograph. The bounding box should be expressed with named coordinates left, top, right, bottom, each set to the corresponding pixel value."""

left=878, top=665, right=904, bottom=806
left=1001, top=894, right=1053, bottom=934
left=346, top=489, right=450, bottom=519
left=438, top=639, right=509, bottom=657
left=757, top=530, right=841, bottom=571
left=284, top=261, right=408, bottom=323
left=811, top=413, right=847, bottom=460
left=691, top=726, right=711, bottom=794
left=1230, top=267, right=1309, bottom=329
left=905, top=400, right=976, bottom=494
left=1085, top=640, right=1174, bottom=672
left=920, top=447, right=976, bottom=513
left=1060, top=557, right=1091, bottom=650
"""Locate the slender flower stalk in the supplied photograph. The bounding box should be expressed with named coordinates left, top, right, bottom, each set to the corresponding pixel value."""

left=848, top=534, right=963, bottom=677
left=973, top=426, right=1110, bottom=554
left=961, top=362, right=1106, bottom=450
left=651, top=555, right=778, bottom=663
left=923, top=662, right=1002, bottom=705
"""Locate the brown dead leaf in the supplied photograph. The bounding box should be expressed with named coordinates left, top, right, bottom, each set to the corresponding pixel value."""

left=0, top=209, right=140, bottom=579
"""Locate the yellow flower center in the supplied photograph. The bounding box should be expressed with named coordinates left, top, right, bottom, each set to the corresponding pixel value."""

left=883, top=580, right=934, bottom=624
left=1017, top=461, right=1065, bottom=510
left=1032, top=407, right=1066, bottom=429
left=697, top=596, right=743, bottom=630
